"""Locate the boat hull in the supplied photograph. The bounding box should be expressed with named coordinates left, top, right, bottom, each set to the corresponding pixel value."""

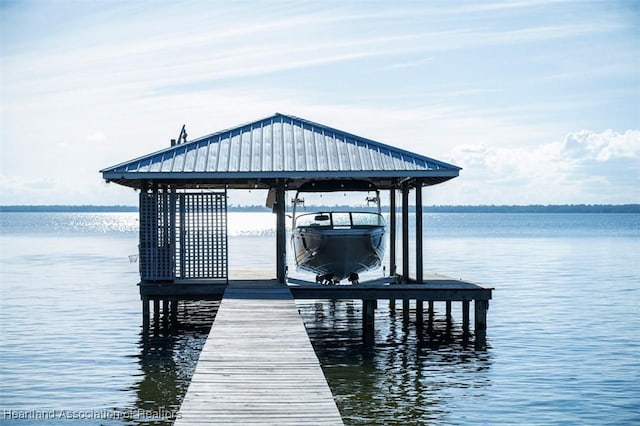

left=292, top=225, right=385, bottom=281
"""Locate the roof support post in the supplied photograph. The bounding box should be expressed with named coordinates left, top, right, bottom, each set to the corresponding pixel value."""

left=389, top=187, right=397, bottom=277
left=415, top=180, right=423, bottom=284
left=169, top=186, right=177, bottom=280
left=401, top=181, right=410, bottom=283
left=275, top=181, right=287, bottom=283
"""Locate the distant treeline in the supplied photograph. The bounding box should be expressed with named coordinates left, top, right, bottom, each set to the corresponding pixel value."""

left=2, top=204, right=638, bottom=213
left=419, top=204, right=640, bottom=213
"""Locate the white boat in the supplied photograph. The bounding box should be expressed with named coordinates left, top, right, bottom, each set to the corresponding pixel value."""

left=291, top=180, right=386, bottom=284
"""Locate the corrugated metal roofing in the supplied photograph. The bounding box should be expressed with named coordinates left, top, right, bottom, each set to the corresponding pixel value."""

left=101, top=113, right=460, bottom=189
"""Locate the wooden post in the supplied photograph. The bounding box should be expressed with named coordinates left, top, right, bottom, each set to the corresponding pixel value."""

left=474, top=300, right=489, bottom=350
left=275, top=182, right=287, bottom=283
left=415, top=180, right=423, bottom=283
left=362, top=299, right=377, bottom=345
left=446, top=301, right=452, bottom=319
left=389, top=187, right=397, bottom=277
left=427, top=300, right=434, bottom=332
left=401, top=181, right=410, bottom=283
left=142, top=296, right=150, bottom=330
left=403, top=299, right=410, bottom=323
left=474, top=300, right=489, bottom=332
left=162, top=299, right=169, bottom=325
left=416, top=300, right=424, bottom=328
left=389, top=186, right=397, bottom=312
left=153, top=299, right=160, bottom=325
left=171, top=300, right=178, bottom=324
left=462, top=301, right=470, bottom=333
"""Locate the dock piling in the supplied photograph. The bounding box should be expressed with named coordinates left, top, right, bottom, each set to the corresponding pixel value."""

left=462, top=300, right=470, bottom=333
left=474, top=300, right=489, bottom=350
left=153, top=299, right=160, bottom=325
left=362, top=299, right=377, bottom=345
left=416, top=300, right=424, bottom=323
left=474, top=299, right=489, bottom=332
left=403, top=298, right=410, bottom=323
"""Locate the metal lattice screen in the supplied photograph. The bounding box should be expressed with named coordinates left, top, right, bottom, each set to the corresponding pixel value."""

left=139, top=190, right=228, bottom=282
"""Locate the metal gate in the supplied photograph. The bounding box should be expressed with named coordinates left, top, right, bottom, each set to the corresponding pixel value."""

left=139, top=190, right=228, bottom=282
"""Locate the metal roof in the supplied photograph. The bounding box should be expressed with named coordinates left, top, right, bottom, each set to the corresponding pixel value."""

left=101, top=113, right=461, bottom=190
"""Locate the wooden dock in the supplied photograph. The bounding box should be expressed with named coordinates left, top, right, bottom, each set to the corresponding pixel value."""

left=174, top=280, right=344, bottom=426
left=142, top=273, right=492, bottom=345
left=288, top=274, right=492, bottom=346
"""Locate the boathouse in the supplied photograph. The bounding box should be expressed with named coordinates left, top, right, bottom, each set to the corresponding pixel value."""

left=100, top=113, right=492, bottom=328
left=101, top=113, right=462, bottom=285
left=101, top=113, right=492, bottom=423
left=101, top=112, right=492, bottom=330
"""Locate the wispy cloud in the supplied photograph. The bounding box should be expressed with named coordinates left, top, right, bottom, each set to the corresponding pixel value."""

left=1, top=1, right=637, bottom=205
left=3, top=1, right=626, bottom=100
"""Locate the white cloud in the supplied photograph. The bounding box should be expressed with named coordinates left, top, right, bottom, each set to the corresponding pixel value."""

left=562, top=129, right=640, bottom=161
left=428, top=129, right=640, bottom=205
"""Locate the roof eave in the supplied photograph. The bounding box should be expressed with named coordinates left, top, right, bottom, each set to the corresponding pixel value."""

left=103, top=169, right=458, bottom=180
left=102, top=169, right=459, bottom=190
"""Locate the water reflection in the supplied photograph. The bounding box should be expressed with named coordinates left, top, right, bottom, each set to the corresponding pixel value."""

left=297, top=300, right=492, bottom=425
left=124, top=299, right=490, bottom=426
left=126, top=300, right=219, bottom=426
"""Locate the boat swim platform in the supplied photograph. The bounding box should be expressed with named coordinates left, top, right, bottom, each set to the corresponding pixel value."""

left=174, top=280, right=344, bottom=426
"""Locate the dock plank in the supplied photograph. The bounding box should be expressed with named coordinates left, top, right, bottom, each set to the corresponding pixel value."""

left=175, top=281, right=344, bottom=426
left=288, top=274, right=493, bottom=301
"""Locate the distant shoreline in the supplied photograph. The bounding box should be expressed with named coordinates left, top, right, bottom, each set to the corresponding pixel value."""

left=1, top=204, right=638, bottom=213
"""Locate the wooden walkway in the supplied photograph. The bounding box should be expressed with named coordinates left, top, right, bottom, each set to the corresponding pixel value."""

left=288, top=273, right=492, bottom=300
left=175, top=280, right=344, bottom=426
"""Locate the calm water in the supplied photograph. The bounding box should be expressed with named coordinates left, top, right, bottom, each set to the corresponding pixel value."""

left=1, top=212, right=639, bottom=425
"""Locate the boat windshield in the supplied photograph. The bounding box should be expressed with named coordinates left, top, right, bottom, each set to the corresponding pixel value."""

left=351, top=212, right=384, bottom=226
left=295, top=211, right=384, bottom=227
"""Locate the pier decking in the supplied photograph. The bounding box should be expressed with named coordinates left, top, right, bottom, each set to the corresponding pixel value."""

left=171, top=275, right=491, bottom=424
left=174, top=280, right=344, bottom=426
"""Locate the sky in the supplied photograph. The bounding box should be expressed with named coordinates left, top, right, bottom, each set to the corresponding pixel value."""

left=1, top=0, right=638, bottom=206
